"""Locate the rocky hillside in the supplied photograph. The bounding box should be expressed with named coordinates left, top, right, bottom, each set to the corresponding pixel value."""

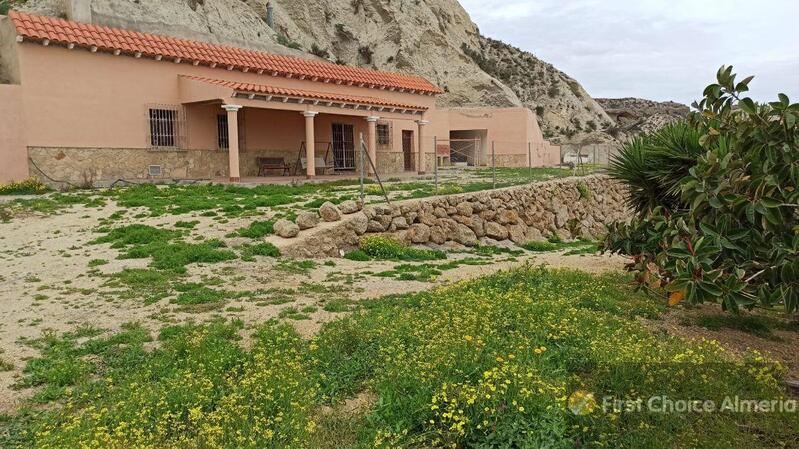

left=596, top=98, right=690, bottom=138
left=18, top=0, right=612, bottom=143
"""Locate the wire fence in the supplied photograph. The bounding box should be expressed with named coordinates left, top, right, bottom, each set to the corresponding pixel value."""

left=355, top=135, right=621, bottom=200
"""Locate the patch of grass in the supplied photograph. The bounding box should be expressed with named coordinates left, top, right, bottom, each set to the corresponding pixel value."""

left=375, top=263, right=443, bottom=282
left=94, top=226, right=238, bottom=273
left=172, top=284, right=227, bottom=306
left=105, top=181, right=362, bottom=218
left=275, top=259, right=317, bottom=275
left=104, top=268, right=179, bottom=304
left=692, top=314, right=798, bottom=340
left=240, top=242, right=281, bottom=261
left=322, top=298, right=355, bottom=313
left=343, top=249, right=370, bottom=261
left=234, top=220, right=275, bottom=239
left=522, top=236, right=597, bottom=254
left=472, top=244, right=524, bottom=257
left=279, top=307, right=311, bottom=320
left=15, top=323, right=151, bottom=403
left=87, top=259, right=108, bottom=268
left=174, top=220, right=200, bottom=229
left=349, top=236, right=446, bottom=261
left=91, top=224, right=179, bottom=248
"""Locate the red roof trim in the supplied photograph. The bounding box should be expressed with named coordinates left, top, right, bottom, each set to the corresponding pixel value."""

left=8, top=11, right=443, bottom=95
left=181, top=75, right=428, bottom=111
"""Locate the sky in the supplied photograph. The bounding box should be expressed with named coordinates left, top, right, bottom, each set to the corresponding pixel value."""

left=457, top=0, right=799, bottom=105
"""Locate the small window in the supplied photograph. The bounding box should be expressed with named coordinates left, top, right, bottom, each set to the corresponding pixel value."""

left=377, top=123, right=391, bottom=146
left=148, top=107, right=182, bottom=148
left=217, top=114, right=229, bottom=150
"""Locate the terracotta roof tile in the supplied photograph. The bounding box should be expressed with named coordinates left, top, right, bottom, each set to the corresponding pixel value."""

left=9, top=11, right=442, bottom=95
left=181, top=75, right=428, bottom=111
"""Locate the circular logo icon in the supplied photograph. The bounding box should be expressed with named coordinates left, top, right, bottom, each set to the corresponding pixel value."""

left=568, top=390, right=597, bottom=416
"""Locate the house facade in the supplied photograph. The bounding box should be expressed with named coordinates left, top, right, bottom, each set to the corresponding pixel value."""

left=0, top=11, right=559, bottom=185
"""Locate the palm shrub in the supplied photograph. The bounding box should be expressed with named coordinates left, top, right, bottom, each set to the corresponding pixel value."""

left=608, top=122, right=703, bottom=215
left=603, top=66, right=799, bottom=315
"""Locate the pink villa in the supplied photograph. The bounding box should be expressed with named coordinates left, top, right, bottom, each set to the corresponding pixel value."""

left=0, top=11, right=559, bottom=185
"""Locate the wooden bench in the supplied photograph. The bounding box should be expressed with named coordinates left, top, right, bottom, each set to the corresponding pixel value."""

left=300, top=157, right=335, bottom=175
left=257, top=157, right=290, bottom=176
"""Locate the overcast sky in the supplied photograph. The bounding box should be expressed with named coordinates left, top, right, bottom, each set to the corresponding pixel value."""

left=458, top=0, right=799, bottom=105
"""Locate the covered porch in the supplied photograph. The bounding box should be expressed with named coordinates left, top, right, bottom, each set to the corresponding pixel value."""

left=178, top=75, right=432, bottom=182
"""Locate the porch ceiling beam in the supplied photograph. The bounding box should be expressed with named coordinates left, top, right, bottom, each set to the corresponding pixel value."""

left=228, top=90, right=425, bottom=116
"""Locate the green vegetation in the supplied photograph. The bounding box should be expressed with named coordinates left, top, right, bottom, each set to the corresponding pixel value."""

left=240, top=242, right=281, bottom=260
left=173, top=220, right=199, bottom=229
left=234, top=220, right=275, bottom=238
left=275, top=259, right=317, bottom=275
left=92, top=224, right=236, bottom=273
left=347, top=236, right=446, bottom=261
left=522, top=236, right=597, bottom=254
left=604, top=67, right=799, bottom=315
left=3, top=268, right=795, bottom=448
left=0, top=178, right=50, bottom=196
left=689, top=313, right=799, bottom=340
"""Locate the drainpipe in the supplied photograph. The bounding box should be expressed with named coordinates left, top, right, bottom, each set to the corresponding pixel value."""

left=265, top=1, right=274, bottom=28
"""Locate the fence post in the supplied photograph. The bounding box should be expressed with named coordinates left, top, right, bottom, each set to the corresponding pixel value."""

left=433, top=135, right=438, bottom=195
left=528, top=141, right=532, bottom=183
left=492, top=141, right=496, bottom=189
left=359, top=132, right=365, bottom=202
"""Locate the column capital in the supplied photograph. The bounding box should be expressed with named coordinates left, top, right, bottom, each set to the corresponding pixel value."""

left=222, top=104, right=243, bottom=112
left=366, top=116, right=380, bottom=122
left=416, top=119, right=430, bottom=126
left=302, top=111, right=319, bottom=118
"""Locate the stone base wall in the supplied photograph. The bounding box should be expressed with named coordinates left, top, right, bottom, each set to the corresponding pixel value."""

left=279, top=175, right=631, bottom=258
left=28, top=147, right=305, bottom=186
left=493, top=154, right=528, bottom=168
left=376, top=151, right=409, bottom=175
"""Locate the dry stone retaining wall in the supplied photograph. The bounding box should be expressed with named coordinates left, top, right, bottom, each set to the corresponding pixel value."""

left=279, top=175, right=631, bottom=258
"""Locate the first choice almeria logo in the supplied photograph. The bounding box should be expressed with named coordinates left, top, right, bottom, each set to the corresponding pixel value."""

left=602, top=395, right=798, bottom=414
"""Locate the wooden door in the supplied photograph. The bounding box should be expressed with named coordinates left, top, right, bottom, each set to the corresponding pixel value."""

left=402, top=130, right=414, bottom=171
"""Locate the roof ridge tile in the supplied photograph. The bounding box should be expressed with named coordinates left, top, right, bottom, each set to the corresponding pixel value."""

left=7, top=11, right=442, bottom=95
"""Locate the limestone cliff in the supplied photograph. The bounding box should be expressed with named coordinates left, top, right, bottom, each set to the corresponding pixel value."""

left=18, top=0, right=613, bottom=143
left=596, top=98, right=690, bottom=139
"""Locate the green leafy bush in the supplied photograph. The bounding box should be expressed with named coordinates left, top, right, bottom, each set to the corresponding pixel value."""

left=603, top=66, right=799, bottom=315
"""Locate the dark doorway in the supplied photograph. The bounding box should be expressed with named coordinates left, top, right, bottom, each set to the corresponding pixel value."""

left=332, top=123, right=355, bottom=170
left=402, top=130, right=414, bottom=171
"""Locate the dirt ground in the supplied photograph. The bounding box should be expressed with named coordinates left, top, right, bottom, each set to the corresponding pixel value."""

left=0, top=202, right=628, bottom=412
left=2, top=199, right=797, bottom=412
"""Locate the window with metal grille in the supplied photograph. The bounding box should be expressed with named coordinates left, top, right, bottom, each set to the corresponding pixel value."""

left=217, top=114, right=229, bottom=150
left=148, top=107, right=182, bottom=148
left=377, top=123, right=391, bottom=146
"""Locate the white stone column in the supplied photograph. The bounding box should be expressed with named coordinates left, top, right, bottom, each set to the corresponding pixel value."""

left=416, top=119, right=430, bottom=175
left=222, top=104, right=243, bottom=182
left=303, top=111, right=319, bottom=178
left=366, top=116, right=379, bottom=175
